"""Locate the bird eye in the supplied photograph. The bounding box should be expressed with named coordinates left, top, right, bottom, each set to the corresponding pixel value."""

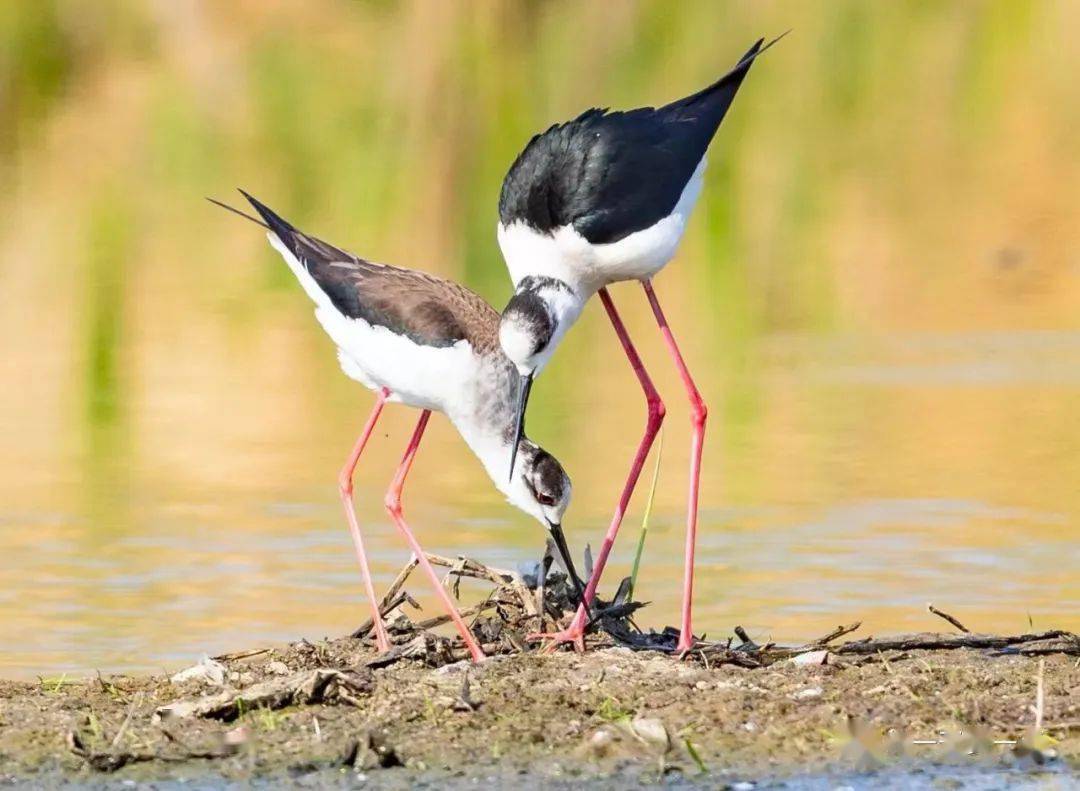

left=536, top=492, right=556, bottom=507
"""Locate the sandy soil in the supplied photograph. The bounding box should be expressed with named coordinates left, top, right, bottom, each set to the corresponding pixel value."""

left=1, top=630, right=1077, bottom=788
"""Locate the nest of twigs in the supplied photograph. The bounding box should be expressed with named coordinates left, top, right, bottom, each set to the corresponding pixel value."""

left=347, top=548, right=1080, bottom=669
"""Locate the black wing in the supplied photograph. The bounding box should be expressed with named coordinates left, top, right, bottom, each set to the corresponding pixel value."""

left=498, top=38, right=764, bottom=245
left=240, top=191, right=499, bottom=351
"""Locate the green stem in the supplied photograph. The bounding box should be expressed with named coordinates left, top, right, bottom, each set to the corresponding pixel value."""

left=627, top=427, right=663, bottom=600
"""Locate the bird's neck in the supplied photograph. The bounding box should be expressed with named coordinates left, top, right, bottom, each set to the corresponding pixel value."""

left=446, top=411, right=514, bottom=497
left=471, top=431, right=515, bottom=496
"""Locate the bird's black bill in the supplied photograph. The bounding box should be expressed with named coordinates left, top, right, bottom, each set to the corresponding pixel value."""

left=507, top=372, right=533, bottom=482
left=547, top=521, right=589, bottom=614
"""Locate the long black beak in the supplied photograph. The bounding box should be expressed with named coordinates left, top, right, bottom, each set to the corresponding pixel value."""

left=507, top=372, right=534, bottom=482
left=547, top=520, right=589, bottom=614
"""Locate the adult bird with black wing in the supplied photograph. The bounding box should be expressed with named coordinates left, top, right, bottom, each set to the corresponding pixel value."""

left=496, top=35, right=784, bottom=652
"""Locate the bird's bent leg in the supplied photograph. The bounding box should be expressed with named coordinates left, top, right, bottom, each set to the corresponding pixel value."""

left=338, top=387, right=392, bottom=653
left=383, top=410, right=486, bottom=663
left=643, top=279, right=706, bottom=654
left=530, top=286, right=665, bottom=650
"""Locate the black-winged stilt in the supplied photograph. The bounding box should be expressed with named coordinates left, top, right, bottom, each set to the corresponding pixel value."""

left=213, top=191, right=585, bottom=663
left=496, top=36, right=781, bottom=653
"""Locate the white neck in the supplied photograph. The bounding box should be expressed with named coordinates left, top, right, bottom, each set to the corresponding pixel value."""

left=446, top=414, right=546, bottom=525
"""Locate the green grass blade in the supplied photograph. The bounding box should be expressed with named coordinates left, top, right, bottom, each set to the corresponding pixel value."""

left=627, top=427, right=663, bottom=600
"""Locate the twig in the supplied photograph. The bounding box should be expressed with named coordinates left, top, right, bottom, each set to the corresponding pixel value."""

left=467, top=588, right=498, bottom=630
left=833, top=630, right=1076, bottom=655
left=927, top=603, right=969, bottom=633
left=424, top=553, right=515, bottom=583
left=733, top=626, right=756, bottom=648
left=509, top=571, right=538, bottom=617
left=352, top=591, right=409, bottom=638
left=381, top=556, right=419, bottom=611
left=1033, top=658, right=1045, bottom=731
left=413, top=600, right=498, bottom=631
left=810, top=622, right=862, bottom=646
left=536, top=542, right=554, bottom=623
left=211, top=648, right=269, bottom=662
left=111, top=691, right=142, bottom=748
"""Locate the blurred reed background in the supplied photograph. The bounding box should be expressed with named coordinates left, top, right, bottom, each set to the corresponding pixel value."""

left=1, top=1, right=1078, bottom=677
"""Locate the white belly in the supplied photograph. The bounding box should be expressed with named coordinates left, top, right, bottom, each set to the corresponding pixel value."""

left=316, top=306, right=475, bottom=412
left=498, top=157, right=705, bottom=291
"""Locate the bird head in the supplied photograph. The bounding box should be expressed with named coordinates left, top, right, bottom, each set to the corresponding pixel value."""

left=503, top=439, right=572, bottom=529
left=500, top=277, right=585, bottom=479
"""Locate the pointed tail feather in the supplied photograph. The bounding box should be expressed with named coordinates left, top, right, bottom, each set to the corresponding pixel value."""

left=206, top=196, right=269, bottom=229
left=238, top=189, right=297, bottom=242
left=664, top=31, right=788, bottom=126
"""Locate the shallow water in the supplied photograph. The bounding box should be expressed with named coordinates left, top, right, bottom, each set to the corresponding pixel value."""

left=1, top=325, right=1076, bottom=679
left=1, top=3, right=1079, bottom=679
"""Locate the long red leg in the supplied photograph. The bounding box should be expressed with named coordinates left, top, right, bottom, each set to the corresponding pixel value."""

left=531, top=286, right=666, bottom=649
left=383, top=410, right=486, bottom=663
left=338, top=388, right=391, bottom=653
left=643, top=280, right=706, bottom=653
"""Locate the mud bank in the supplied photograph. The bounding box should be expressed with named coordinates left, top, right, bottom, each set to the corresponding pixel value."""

left=1, top=630, right=1077, bottom=788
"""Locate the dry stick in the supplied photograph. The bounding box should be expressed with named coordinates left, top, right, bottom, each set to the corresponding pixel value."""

left=413, top=600, right=499, bottom=631
left=352, top=557, right=424, bottom=638
left=212, top=648, right=269, bottom=662
left=927, top=603, right=970, bottom=633
left=811, top=622, right=862, bottom=646
left=467, top=588, right=499, bottom=630
left=110, top=691, right=142, bottom=748
left=444, top=556, right=468, bottom=599
left=1034, top=658, right=1045, bottom=731
left=535, top=542, right=554, bottom=625
left=381, top=556, right=419, bottom=610
left=352, top=592, right=408, bottom=638
left=427, top=552, right=536, bottom=614
left=833, top=630, right=1076, bottom=655
left=425, top=553, right=515, bottom=583
left=509, top=572, right=538, bottom=617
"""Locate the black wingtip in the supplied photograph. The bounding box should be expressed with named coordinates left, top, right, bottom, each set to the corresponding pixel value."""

left=236, top=189, right=295, bottom=239
left=732, top=31, right=789, bottom=74
left=665, top=33, right=786, bottom=118
left=758, top=29, right=791, bottom=58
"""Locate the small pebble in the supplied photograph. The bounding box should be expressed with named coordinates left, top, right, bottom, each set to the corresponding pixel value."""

left=794, top=686, right=823, bottom=700
left=266, top=660, right=290, bottom=675
left=224, top=725, right=250, bottom=746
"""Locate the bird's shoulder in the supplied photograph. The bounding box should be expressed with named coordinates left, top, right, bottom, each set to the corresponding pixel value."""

left=498, top=105, right=699, bottom=245
left=285, top=228, right=500, bottom=351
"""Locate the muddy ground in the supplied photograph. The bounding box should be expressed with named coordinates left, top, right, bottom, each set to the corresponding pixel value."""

left=1, top=629, right=1077, bottom=788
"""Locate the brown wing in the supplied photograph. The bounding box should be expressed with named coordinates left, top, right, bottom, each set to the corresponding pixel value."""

left=241, top=192, right=499, bottom=351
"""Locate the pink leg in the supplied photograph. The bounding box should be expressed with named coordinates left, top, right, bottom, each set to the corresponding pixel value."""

left=338, top=388, right=392, bottom=653
left=383, top=410, right=486, bottom=663
left=531, top=286, right=665, bottom=649
left=643, top=280, right=706, bottom=654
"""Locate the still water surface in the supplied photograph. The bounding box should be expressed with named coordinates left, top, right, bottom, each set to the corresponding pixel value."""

left=2, top=322, right=1077, bottom=678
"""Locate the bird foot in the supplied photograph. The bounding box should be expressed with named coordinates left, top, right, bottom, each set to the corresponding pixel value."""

left=526, top=627, right=586, bottom=653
